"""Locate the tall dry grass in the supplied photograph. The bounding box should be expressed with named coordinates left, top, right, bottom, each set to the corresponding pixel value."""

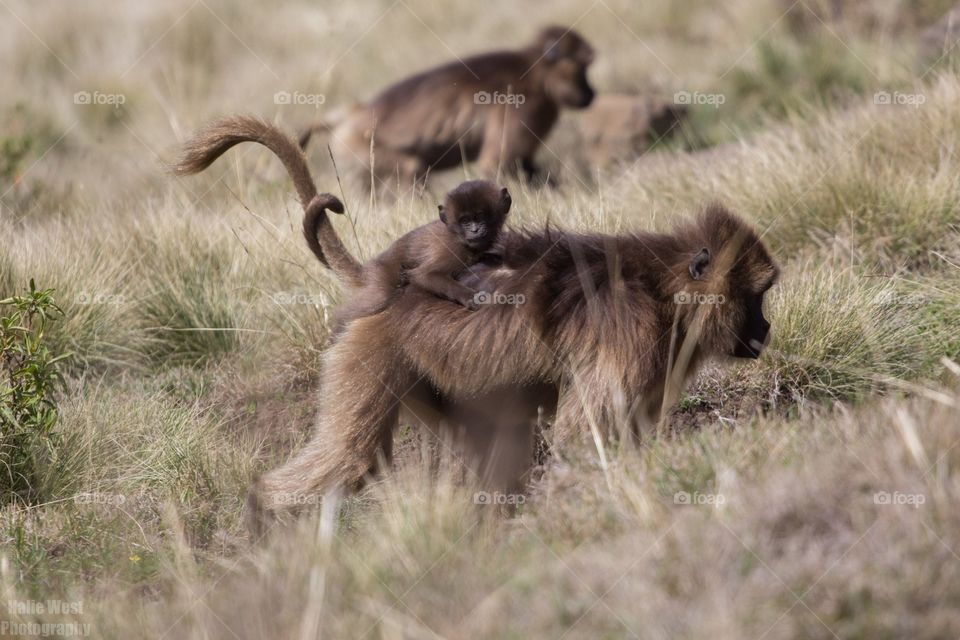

left=1, top=0, right=959, bottom=637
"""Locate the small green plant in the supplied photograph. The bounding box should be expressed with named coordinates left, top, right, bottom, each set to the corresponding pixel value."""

left=0, top=280, right=72, bottom=503
left=677, top=394, right=709, bottom=412
left=0, top=134, right=34, bottom=184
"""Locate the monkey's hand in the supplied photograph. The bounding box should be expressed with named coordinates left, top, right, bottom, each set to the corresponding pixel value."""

left=460, top=293, right=480, bottom=311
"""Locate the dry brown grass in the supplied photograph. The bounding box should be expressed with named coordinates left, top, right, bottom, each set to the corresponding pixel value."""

left=2, top=0, right=960, bottom=637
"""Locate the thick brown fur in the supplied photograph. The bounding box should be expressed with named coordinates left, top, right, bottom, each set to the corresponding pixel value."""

left=300, top=26, right=595, bottom=191
left=254, top=202, right=780, bottom=520
left=339, top=180, right=512, bottom=324
left=173, top=116, right=363, bottom=287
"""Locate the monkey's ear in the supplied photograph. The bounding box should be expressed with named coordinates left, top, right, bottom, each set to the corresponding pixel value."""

left=438, top=204, right=447, bottom=224
left=500, top=188, right=512, bottom=213
left=689, top=248, right=710, bottom=280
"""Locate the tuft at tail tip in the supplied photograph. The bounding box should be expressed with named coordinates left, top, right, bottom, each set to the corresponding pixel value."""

left=310, top=193, right=345, bottom=215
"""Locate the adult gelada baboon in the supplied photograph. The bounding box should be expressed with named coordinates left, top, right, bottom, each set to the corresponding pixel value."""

left=299, top=25, right=595, bottom=191
left=173, top=118, right=779, bottom=529
left=255, top=208, right=779, bottom=520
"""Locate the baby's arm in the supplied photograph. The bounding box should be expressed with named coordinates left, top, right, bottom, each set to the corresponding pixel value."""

left=407, top=263, right=479, bottom=310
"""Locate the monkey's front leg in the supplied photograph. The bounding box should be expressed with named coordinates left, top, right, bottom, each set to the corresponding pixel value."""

left=476, top=108, right=516, bottom=179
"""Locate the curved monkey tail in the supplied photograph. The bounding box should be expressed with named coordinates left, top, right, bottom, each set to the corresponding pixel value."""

left=172, top=115, right=362, bottom=286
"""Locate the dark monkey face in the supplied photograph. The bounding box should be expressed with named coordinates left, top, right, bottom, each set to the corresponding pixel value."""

left=681, top=207, right=779, bottom=360
left=538, top=27, right=596, bottom=109
left=731, top=288, right=773, bottom=359
left=439, top=181, right=512, bottom=251
left=459, top=217, right=494, bottom=248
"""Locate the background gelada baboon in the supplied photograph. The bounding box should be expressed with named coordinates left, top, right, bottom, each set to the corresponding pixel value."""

left=575, top=94, right=689, bottom=169
left=299, top=25, right=595, bottom=191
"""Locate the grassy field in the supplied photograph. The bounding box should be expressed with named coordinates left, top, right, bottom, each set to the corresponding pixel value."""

left=2, top=0, right=960, bottom=637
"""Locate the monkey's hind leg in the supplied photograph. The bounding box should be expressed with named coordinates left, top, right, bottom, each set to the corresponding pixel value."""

left=250, top=316, right=414, bottom=529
